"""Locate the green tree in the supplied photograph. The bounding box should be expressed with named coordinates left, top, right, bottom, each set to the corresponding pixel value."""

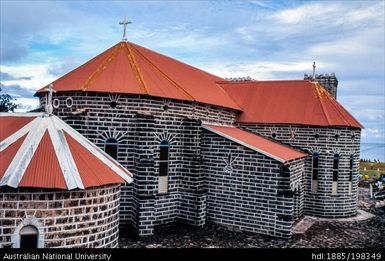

left=0, top=87, right=18, bottom=112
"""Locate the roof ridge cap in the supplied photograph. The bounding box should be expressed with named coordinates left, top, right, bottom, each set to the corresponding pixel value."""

left=313, top=82, right=333, bottom=125
left=124, top=42, right=149, bottom=94
left=80, top=43, right=122, bottom=91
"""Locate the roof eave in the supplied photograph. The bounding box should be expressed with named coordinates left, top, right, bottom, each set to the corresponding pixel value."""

left=202, top=125, right=307, bottom=163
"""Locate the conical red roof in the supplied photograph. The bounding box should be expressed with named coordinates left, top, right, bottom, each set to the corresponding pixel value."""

left=37, top=41, right=240, bottom=110
left=0, top=113, right=133, bottom=190
left=220, top=80, right=363, bottom=128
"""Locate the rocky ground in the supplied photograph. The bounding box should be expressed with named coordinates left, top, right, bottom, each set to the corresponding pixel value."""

left=119, top=188, right=385, bottom=248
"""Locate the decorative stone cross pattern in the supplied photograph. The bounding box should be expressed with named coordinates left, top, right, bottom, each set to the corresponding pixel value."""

left=289, top=128, right=297, bottom=140
left=223, top=154, right=238, bottom=173
left=119, top=17, right=132, bottom=41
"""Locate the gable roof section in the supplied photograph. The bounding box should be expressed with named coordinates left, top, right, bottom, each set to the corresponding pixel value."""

left=219, top=80, right=363, bottom=128
left=36, top=41, right=240, bottom=110
left=202, top=124, right=307, bottom=163
left=0, top=113, right=133, bottom=190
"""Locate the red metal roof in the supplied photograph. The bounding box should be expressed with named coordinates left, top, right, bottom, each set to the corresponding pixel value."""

left=0, top=135, right=26, bottom=181
left=219, top=80, right=363, bottom=128
left=19, top=131, right=67, bottom=189
left=0, top=113, right=133, bottom=190
left=36, top=41, right=240, bottom=110
left=203, top=124, right=307, bottom=163
left=0, top=116, right=34, bottom=141
left=64, top=132, right=126, bottom=188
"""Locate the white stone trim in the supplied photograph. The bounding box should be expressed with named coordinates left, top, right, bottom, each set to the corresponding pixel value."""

left=52, top=98, right=60, bottom=108
left=0, top=117, right=47, bottom=188
left=158, top=176, right=168, bottom=194
left=0, top=116, right=39, bottom=152
left=96, top=127, right=128, bottom=144
left=12, top=217, right=44, bottom=248
left=65, top=97, right=74, bottom=108
left=55, top=116, right=133, bottom=183
left=47, top=117, right=84, bottom=189
left=155, top=131, right=177, bottom=144
left=0, top=114, right=133, bottom=190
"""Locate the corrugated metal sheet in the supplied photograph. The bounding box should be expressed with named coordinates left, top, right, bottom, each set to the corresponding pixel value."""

left=36, top=41, right=240, bottom=110
left=0, top=113, right=133, bottom=190
left=0, top=116, right=34, bottom=141
left=0, top=135, right=26, bottom=180
left=203, top=124, right=307, bottom=163
left=64, top=132, right=126, bottom=188
left=19, top=131, right=67, bottom=189
left=220, top=80, right=363, bottom=128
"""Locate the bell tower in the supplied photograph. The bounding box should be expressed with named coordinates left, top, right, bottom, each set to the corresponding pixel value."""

left=304, top=72, right=339, bottom=99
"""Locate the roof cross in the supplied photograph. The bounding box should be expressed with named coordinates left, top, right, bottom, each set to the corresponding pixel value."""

left=119, top=17, right=132, bottom=41
left=312, top=61, right=316, bottom=80
left=45, top=84, right=55, bottom=116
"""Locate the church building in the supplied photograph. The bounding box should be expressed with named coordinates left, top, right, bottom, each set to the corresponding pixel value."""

left=29, top=35, right=363, bottom=240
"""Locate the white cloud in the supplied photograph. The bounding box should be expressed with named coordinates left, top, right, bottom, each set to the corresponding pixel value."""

left=0, top=64, right=55, bottom=91
left=361, top=128, right=385, bottom=139
left=154, top=33, right=227, bottom=52
left=14, top=97, right=40, bottom=112
left=200, top=60, right=329, bottom=80
left=272, top=2, right=383, bottom=26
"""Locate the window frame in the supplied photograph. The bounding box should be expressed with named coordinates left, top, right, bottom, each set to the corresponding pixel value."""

left=311, top=152, right=319, bottom=192
left=158, top=140, right=170, bottom=194
left=104, top=138, right=118, bottom=160
left=332, top=153, right=340, bottom=195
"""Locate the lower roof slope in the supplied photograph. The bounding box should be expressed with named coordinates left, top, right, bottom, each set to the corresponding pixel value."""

left=203, top=124, right=307, bottom=163
left=0, top=113, right=133, bottom=190
left=219, top=80, right=363, bottom=129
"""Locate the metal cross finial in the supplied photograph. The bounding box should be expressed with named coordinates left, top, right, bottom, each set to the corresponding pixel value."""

left=312, top=61, right=316, bottom=80
left=45, top=84, right=54, bottom=116
left=119, top=17, right=132, bottom=41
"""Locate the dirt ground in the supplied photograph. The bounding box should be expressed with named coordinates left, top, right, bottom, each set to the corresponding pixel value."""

left=119, top=188, right=385, bottom=248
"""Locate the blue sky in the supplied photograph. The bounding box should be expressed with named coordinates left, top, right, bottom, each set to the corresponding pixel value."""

left=1, top=0, right=384, bottom=144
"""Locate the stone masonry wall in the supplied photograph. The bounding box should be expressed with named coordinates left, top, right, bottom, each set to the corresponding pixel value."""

left=201, top=129, right=306, bottom=238
left=289, top=158, right=306, bottom=221
left=0, top=184, right=120, bottom=248
left=39, top=92, right=238, bottom=235
left=239, top=124, right=361, bottom=218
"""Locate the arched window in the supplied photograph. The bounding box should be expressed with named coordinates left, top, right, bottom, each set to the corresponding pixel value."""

left=332, top=154, right=340, bottom=195
left=19, top=225, right=38, bottom=249
left=104, top=138, right=118, bottom=160
left=311, top=153, right=319, bottom=192
left=158, top=140, right=169, bottom=194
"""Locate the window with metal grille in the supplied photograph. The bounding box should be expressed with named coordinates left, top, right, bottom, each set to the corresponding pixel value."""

left=104, top=138, right=118, bottom=160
